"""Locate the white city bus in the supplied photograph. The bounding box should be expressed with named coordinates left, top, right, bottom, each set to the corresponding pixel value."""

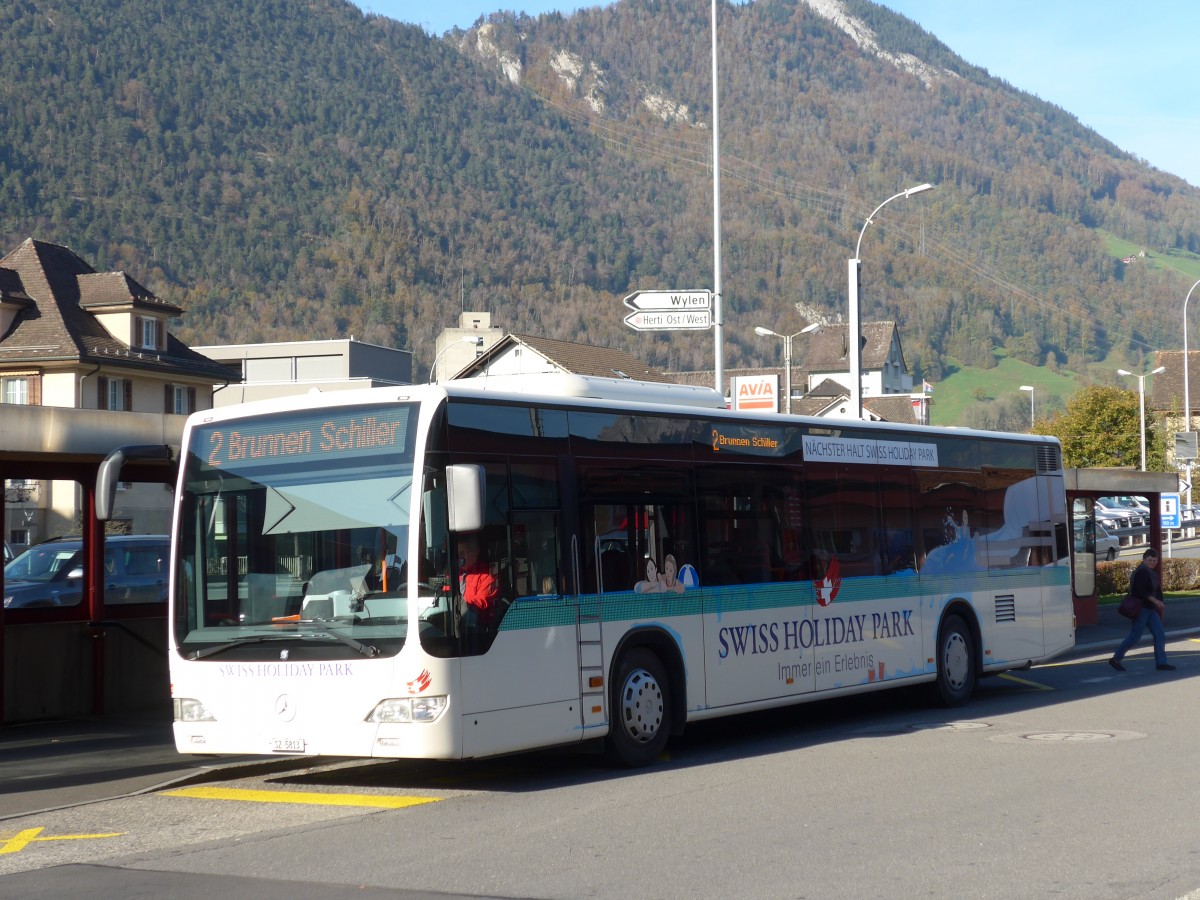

left=152, top=375, right=1073, bottom=766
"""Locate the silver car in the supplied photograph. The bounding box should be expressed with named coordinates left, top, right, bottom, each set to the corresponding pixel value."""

left=3, top=535, right=169, bottom=609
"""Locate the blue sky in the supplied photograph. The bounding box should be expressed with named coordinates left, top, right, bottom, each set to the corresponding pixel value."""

left=354, top=1, right=1200, bottom=187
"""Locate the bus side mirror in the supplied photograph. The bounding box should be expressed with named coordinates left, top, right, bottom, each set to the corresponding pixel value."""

left=446, top=464, right=484, bottom=533
left=96, top=445, right=173, bottom=521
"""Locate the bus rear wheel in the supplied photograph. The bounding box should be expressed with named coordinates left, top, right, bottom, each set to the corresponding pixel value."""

left=934, top=614, right=976, bottom=707
left=606, top=647, right=670, bottom=767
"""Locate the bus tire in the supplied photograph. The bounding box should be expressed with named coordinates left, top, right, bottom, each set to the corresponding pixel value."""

left=934, top=614, right=976, bottom=707
left=606, top=647, right=670, bottom=767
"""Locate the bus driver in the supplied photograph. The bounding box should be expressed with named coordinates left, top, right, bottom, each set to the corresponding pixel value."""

left=456, top=534, right=499, bottom=648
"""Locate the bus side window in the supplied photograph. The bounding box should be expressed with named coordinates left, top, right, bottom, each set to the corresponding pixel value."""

left=697, top=465, right=807, bottom=586
left=807, top=465, right=881, bottom=578
left=878, top=469, right=917, bottom=575
left=513, top=512, right=559, bottom=598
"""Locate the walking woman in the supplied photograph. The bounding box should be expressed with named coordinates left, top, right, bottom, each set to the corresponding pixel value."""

left=1110, top=548, right=1175, bottom=672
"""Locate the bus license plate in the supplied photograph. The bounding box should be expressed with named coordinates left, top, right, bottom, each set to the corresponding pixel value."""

left=272, top=738, right=305, bottom=754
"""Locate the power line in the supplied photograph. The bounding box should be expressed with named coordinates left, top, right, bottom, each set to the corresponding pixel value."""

left=541, top=94, right=1169, bottom=360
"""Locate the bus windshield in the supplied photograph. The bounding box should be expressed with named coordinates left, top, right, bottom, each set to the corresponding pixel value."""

left=175, top=404, right=419, bottom=660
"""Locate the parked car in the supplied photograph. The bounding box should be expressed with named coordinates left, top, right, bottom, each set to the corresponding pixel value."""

left=1094, top=521, right=1120, bottom=560
left=1074, top=519, right=1120, bottom=561
left=1095, top=497, right=1142, bottom=528
left=1114, top=495, right=1150, bottom=515
left=3, top=535, right=169, bottom=609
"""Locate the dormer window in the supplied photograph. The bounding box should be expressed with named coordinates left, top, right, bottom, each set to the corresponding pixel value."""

left=139, top=316, right=162, bottom=350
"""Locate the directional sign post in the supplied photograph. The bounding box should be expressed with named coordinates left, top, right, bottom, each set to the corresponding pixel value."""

left=623, top=290, right=713, bottom=331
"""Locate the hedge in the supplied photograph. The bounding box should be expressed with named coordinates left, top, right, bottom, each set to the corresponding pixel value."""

left=1096, top=558, right=1200, bottom=595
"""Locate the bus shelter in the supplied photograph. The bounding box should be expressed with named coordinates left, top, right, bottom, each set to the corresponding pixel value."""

left=0, top=406, right=179, bottom=724
left=1065, top=468, right=1179, bottom=627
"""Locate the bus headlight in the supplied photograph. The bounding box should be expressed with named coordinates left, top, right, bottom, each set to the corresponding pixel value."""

left=174, top=698, right=216, bottom=722
left=367, top=696, right=447, bottom=723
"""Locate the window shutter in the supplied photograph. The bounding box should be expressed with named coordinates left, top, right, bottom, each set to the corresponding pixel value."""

left=123, top=379, right=133, bottom=411
left=97, top=375, right=109, bottom=410
left=187, top=386, right=196, bottom=413
left=29, top=374, right=41, bottom=406
left=156, top=318, right=164, bottom=350
left=164, top=383, right=173, bottom=413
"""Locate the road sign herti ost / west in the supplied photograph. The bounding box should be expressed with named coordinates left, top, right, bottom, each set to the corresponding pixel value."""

left=624, top=308, right=712, bottom=331
left=622, top=290, right=712, bottom=331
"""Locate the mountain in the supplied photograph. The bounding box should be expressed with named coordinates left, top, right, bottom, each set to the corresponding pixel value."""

left=0, top=0, right=1197, bottom=393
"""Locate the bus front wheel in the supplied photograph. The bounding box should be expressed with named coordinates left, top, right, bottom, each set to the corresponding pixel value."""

left=606, top=647, right=670, bottom=767
left=934, top=614, right=976, bottom=707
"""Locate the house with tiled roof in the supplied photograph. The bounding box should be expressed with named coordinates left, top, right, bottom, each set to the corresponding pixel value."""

left=791, top=322, right=912, bottom=398
left=0, top=238, right=236, bottom=543
left=0, top=238, right=233, bottom=409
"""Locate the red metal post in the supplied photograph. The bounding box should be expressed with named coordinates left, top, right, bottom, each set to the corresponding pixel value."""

left=83, top=482, right=106, bottom=715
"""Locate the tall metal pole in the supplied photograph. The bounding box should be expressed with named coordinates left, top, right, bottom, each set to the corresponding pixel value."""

left=847, top=258, right=862, bottom=419
left=711, top=0, right=723, bottom=400
left=1139, top=376, right=1148, bottom=472
left=1019, top=385, right=1035, bottom=428
left=783, top=334, right=792, bottom=415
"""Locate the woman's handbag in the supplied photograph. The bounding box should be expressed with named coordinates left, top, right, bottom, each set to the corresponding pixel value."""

left=1117, top=593, right=1141, bottom=619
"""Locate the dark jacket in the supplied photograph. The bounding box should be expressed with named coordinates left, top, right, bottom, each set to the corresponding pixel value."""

left=1130, top=561, right=1163, bottom=610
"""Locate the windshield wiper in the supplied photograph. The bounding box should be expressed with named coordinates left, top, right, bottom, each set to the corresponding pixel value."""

left=187, top=634, right=294, bottom=660
left=295, top=619, right=380, bottom=658
left=188, top=623, right=379, bottom=660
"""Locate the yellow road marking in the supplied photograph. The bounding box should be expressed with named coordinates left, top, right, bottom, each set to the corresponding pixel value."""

left=997, top=672, right=1054, bottom=691
left=0, top=827, right=124, bottom=855
left=162, top=786, right=440, bottom=809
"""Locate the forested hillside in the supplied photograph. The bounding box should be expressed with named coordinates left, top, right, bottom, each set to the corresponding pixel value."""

left=0, top=0, right=1197, bottom=383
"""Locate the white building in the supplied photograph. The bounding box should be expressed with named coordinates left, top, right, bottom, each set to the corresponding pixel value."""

left=194, top=338, right=413, bottom=407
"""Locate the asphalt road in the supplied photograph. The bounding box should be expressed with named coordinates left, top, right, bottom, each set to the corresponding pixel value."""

left=3, top=635, right=1200, bottom=899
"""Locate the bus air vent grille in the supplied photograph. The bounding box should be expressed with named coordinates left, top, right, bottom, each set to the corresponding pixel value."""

left=995, top=595, right=1016, bottom=623
left=1035, top=444, right=1061, bottom=473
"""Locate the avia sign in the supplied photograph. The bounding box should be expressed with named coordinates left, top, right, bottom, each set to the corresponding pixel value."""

left=732, top=374, right=778, bottom=412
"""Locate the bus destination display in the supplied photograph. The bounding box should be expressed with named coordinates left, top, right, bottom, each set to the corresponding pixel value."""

left=198, top=405, right=413, bottom=471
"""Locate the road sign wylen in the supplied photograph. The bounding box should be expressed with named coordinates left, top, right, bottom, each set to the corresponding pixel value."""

left=623, top=289, right=712, bottom=311
left=622, top=290, right=712, bottom=331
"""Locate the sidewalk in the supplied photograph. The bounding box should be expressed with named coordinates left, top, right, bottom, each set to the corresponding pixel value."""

left=4, top=597, right=1200, bottom=821
left=1074, top=593, right=1200, bottom=654
left=0, top=707, right=311, bottom=820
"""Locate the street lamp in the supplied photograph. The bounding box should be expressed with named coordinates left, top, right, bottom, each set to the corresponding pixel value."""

left=429, top=335, right=484, bottom=384
left=754, top=323, right=820, bottom=414
left=1118, top=365, right=1167, bottom=471
left=1019, top=385, right=1034, bottom=428
left=848, top=183, right=934, bottom=419
left=1182, top=279, right=1200, bottom=505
